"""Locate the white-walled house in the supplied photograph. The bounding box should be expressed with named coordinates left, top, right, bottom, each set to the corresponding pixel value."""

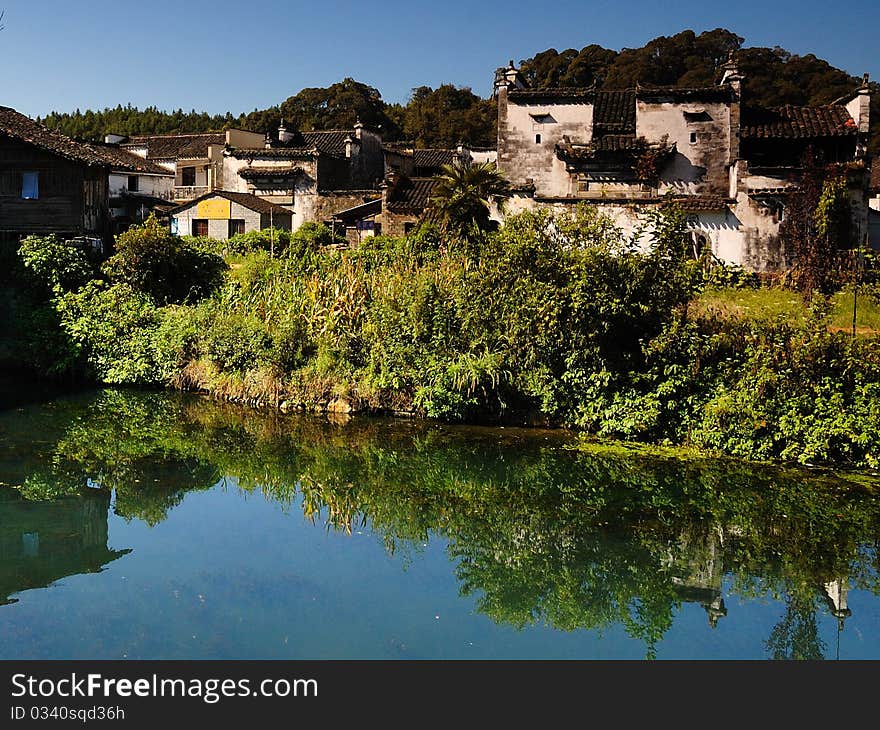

left=494, top=58, right=872, bottom=271
left=169, top=190, right=292, bottom=240
left=121, top=129, right=265, bottom=203
left=91, top=141, right=175, bottom=232
left=219, top=123, right=385, bottom=230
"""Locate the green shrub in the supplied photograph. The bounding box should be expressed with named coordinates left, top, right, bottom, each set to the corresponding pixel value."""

left=226, top=227, right=292, bottom=255
left=57, top=281, right=163, bottom=384
left=270, top=316, right=314, bottom=373
left=204, top=313, right=273, bottom=373
left=103, top=215, right=227, bottom=305
left=18, top=234, right=96, bottom=293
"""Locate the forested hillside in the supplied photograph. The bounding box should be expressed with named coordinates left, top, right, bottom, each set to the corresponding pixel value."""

left=39, top=29, right=878, bottom=153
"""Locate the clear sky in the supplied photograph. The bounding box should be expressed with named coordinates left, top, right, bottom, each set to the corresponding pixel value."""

left=0, top=0, right=877, bottom=119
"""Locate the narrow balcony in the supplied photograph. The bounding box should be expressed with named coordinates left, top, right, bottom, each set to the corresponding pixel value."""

left=172, top=185, right=209, bottom=201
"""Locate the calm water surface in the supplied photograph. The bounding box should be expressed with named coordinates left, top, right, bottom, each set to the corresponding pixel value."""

left=1, top=387, right=878, bottom=659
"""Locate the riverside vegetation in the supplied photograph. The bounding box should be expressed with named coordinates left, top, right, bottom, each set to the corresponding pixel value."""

left=2, top=200, right=879, bottom=470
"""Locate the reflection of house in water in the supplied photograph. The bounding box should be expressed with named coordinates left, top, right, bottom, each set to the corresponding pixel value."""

left=665, top=523, right=727, bottom=627
left=0, top=489, right=130, bottom=606
left=822, top=578, right=852, bottom=630
left=665, top=522, right=857, bottom=638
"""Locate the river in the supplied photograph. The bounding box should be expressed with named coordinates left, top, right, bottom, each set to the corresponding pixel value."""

left=1, top=387, right=878, bottom=659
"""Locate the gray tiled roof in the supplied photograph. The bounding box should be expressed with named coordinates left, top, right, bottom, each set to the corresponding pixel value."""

left=742, top=105, right=858, bottom=139
left=123, top=133, right=225, bottom=159
left=170, top=190, right=291, bottom=217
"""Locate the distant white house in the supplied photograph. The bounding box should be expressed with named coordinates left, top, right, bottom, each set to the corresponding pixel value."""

left=168, top=190, right=292, bottom=240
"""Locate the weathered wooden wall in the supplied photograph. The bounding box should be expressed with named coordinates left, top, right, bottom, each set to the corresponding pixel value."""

left=0, top=136, right=109, bottom=237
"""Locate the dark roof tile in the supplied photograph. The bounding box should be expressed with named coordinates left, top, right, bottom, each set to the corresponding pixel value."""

left=635, top=85, right=735, bottom=103
left=169, top=190, right=291, bottom=217
left=593, top=91, right=636, bottom=134
left=386, top=176, right=438, bottom=213
left=123, top=133, right=225, bottom=159
left=413, top=148, right=459, bottom=169
left=238, top=165, right=306, bottom=179
left=88, top=143, right=174, bottom=175
left=508, top=87, right=595, bottom=102
left=302, top=130, right=352, bottom=157
left=742, top=105, right=858, bottom=140
left=0, top=106, right=110, bottom=166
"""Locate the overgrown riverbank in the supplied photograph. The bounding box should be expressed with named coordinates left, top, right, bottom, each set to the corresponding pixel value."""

left=4, top=205, right=880, bottom=469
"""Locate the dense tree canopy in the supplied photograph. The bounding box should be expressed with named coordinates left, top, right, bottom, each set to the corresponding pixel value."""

left=39, top=29, right=879, bottom=154
left=392, top=84, right=496, bottom=148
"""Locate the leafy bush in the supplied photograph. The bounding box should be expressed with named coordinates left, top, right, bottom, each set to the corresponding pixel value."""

left=270, top=316, right=314, bottom=372
left=18, top=234, right=96, bottom=293
left=103, top=215, right=227, bottom=305
left=204, top=313, right=273, bottom=373
left=226, top=227, right=292, bottom=256
left=57, top=281, right=163, bottom=384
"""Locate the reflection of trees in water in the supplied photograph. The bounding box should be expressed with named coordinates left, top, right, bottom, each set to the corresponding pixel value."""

left=7, top=388, right=880, bottom=656
left=765, top=594, right=826, bottom=660
left=0, top=488, right=130, bottom=605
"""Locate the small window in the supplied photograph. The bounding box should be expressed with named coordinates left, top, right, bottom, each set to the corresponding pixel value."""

left=128, top=175, right=139, bottom=192
left=21, top=171, right=39, bottom=199
left=689, top=132, right=698, bottom=144
left=192, top=219, right=209, bottom=237
left=181, top=167, right=196, bottom=186
left=404, top=222, right=415, bottom=234
left=228, top=219, right=245, bottom=237
left=535, top=134, right=542, bottom=144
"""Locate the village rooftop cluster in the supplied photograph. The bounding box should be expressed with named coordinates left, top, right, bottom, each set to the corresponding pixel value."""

left=1, top=57, right=878, bottom=269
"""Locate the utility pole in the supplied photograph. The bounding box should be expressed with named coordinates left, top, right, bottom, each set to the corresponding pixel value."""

left=853, top=230, right=866, bottom=340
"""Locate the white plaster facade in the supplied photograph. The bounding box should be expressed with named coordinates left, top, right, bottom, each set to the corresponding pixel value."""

left=494, top=60, right=872, bottom=271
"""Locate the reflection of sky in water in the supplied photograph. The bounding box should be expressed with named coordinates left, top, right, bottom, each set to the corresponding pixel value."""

left=0, top=480, right=877, bottom=660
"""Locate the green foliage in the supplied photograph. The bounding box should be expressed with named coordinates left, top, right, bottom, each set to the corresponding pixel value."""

left=103, top=216, right=227, bottom=305
left=18, top=234, right=96, bottom=293
left=204, top=312, right=273, bottom=373
left=397, top=84, right=496, bottom=148
left=226, top=228, right=292, bottom=255
left=428, top=160, right=510, bottom=243
left=8, top=197, right=880, bottom=469
left=57, top=282, right=163, bottom=384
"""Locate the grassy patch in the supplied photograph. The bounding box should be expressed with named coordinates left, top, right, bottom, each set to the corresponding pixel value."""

left=695, top=285, right=880, bottom=336
left=692, top=287, right=807, bottom=323
left=828, top=286, right=880, bottom=335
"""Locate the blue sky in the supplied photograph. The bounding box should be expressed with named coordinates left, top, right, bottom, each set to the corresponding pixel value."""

left=1, top=0, right=877, bottom=118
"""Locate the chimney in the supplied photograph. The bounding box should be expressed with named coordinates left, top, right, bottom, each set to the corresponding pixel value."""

left=494, top=60, right=526, bottom=95
left=278, top=118, right=295, bottom=144
left=720, top=52, right=744, bottom=167
left=354, top=120, right=364, bottom=140
left=345, top=134, right=355, bottom=158
left=719, top=52, right=744, bottom=95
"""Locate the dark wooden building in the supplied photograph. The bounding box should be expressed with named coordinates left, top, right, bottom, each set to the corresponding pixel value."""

left=0, top=106, right=113, bottom=241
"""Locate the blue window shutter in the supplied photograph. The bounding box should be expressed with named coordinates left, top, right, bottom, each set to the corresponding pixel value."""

left=22, top=171, right=39, bottom=199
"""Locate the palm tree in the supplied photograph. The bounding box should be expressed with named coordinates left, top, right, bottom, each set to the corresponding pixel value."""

left=428, top=160, right=510, bottom=240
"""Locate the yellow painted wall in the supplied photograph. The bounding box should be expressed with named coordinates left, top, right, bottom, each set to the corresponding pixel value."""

left=197, top=199, right=231, bottom=219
